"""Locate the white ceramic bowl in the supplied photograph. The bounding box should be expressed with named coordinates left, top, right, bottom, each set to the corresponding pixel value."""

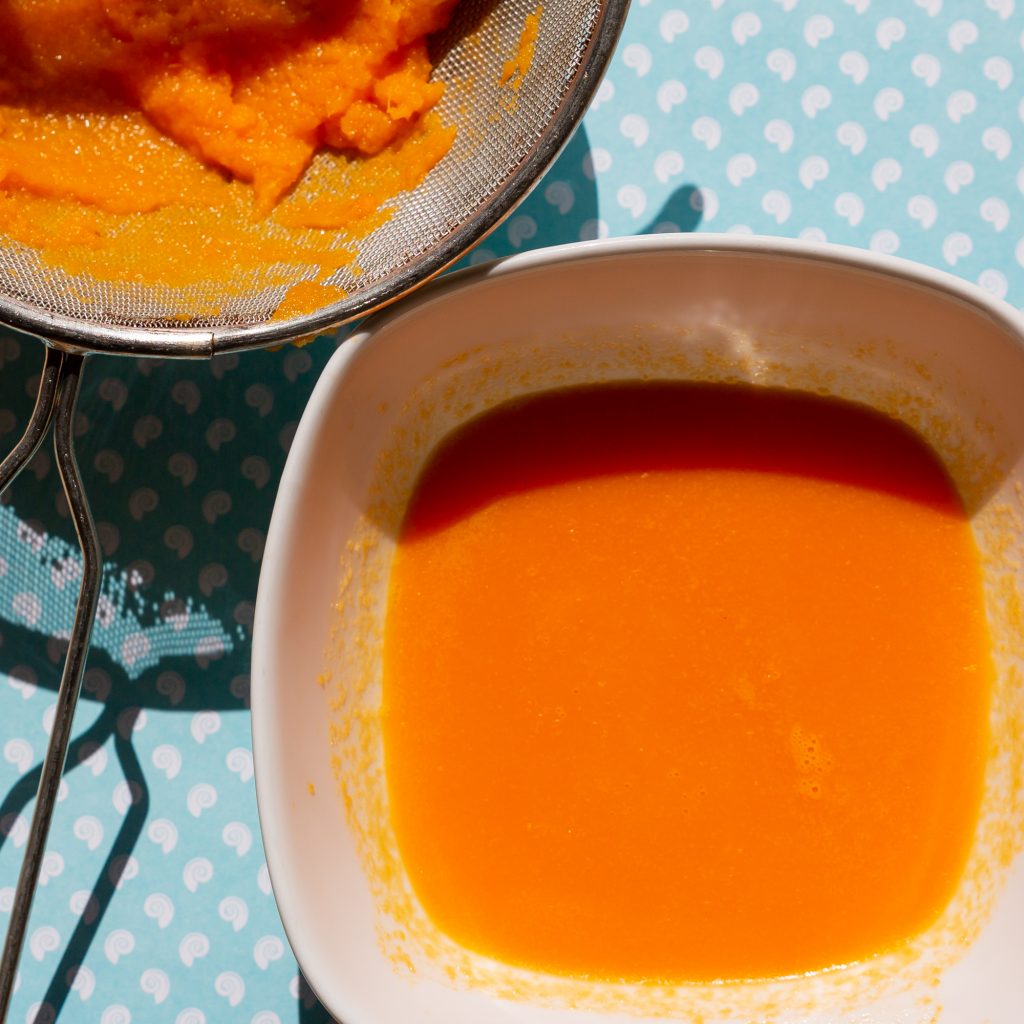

left=252, top=235, right=1024, bottom=1024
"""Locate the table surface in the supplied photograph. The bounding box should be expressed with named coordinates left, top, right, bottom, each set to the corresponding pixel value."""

left=1, top=2, right=1022, bottom=1022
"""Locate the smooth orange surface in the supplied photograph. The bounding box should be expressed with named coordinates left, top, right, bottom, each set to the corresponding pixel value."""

left=0, top=0, right=457, bottom=292
left=383, top=383, right=991, bottom=982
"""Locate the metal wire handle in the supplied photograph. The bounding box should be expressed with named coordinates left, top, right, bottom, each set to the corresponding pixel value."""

left=0, top=349, right=100, bottom=1021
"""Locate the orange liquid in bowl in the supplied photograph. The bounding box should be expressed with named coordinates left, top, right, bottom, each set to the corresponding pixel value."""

left=382, top=383, right=991, bottom=981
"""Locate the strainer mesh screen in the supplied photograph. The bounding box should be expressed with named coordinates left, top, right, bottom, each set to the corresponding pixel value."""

left=0, top=0, right=604, bottom=335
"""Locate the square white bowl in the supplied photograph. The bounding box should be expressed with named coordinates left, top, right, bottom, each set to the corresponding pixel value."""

left=252, top=235, right=1024, bottom=1024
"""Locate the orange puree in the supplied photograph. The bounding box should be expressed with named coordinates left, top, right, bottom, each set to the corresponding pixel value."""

left=383, top=383, right=992, bottom=982
left=0, top=0, right=458, bottom=295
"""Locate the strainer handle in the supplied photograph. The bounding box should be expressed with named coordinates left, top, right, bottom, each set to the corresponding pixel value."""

left=0, top=350, right=100, bottom=1022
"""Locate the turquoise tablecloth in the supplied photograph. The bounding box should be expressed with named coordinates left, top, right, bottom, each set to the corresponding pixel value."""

left=1, top=2, right=1021, bottom=1021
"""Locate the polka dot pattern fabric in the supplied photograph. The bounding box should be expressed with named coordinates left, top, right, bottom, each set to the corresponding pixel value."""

left=1, top=1, right=1021, bottom=1020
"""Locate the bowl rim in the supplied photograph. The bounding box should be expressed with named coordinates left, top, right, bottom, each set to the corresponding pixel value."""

left=250, top=232, right=1024, bottom=1023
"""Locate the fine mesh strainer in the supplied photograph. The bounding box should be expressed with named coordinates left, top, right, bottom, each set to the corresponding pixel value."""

left=0, top=0, right=628, bottom=1013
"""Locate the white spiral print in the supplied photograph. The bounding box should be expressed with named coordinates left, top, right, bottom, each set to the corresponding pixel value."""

left=980, top=197, right=1010, bottom=232
left=39, top=851, right=63, bottom=886
left=691, top=116, right=721, bottom=151
left=190, top=711, right=222, bottom=745
left=655, top=79, right=686, bottom=114
left=836, top=122, right=867, bottom=156
left=947, top=20, right=979, bottom=54
left=946, top=90, right=977, bottom=124
left=834, top=192, right=865, bottom=227
left=69, top=890, right=99, bottom=924
left=761, top=190, right=792, bottom=225
left=909, top=123, right=939, bottom=158
left=222, top=821, right=253, bottom=857
left=147, top=818, right=178, bottom=854
left=621, top=43, right=652, bottom=78
left=659, top=8, right=688, bottom=43
left=179, top=932, right=211, bottom=968
left=694, top=45, right=724, bottom=80
left=874, top=87, right=904, bottom=121
left=804, top=14, right=834, bottom=47
left=726, top=154, right=757, bottom=187
left=151, top=744, right=182, bottom=781
left=219, top=896, right=250, bottom=932
left=253, top=935, right=285, bottom=970
left=978, top=269, right=1008, bottom=299
left=0, top=888, right=12, bottom=912
left=907, top=194, right=938, bottom=229
left=766, top=48, right=796, bottom=82
left=914, top=0, right=941, bottom=15
left=29, top=925, right=60, bottom=961
left=838, top=50, right=869, bottom=85
left=99, top=1005, right=131, bottom=1024
left=250, top=1013, right=281, bottom=1024
left=183, top=857, right=214, bottom=893
left=3, top=738, right=33, bottom=774
left=187, top=782, right=218, bottom=818
left=653, top=151, right=685, bottom=184
left=104, top=929, right=135, bottom=965
left=731, top=11, right=761, bottom=46
left=981, top=127, right=1012, bottom=161
left=944, top=160, right=975, bottom=194
left=140, top=968, right=171, bottom=1005
left=801, top=84, right=832, bottom=119
left=942, top=232, right=973, bottom=266
left=143, top=893, right=175, bottom=929
left=764, top=119, right=794, bottom=154
left=875, top=17, right=906, bottom=50
left=798, top=155, right=831, bottom=190
left=985, top=0, right=1014, bottom=18
left=619, top=114, right=649, bottom=148
left=983, top=56, right=1013, bottom=91
left=215, top=972, right=245, bottom=1007
left=67, top=965, right=95, bottom=1001
left=871, top=157, right=903, bottom=192
left=616, top=185, right=647, bottom=219
left=729, top=82, right=759, bottom=116
left=174, top=1010, right=206, bottom=1024
left=869, top=229, right=901, bottom=254
left=910, top=53, right=941, bottom=87
left=73, top=816, right=104, bottom=852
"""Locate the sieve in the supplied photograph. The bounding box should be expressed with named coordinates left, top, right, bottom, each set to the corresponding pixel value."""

left=0, top=0, right=628, bottom=1013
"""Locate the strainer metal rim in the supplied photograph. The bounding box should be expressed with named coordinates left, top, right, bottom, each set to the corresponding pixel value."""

left=0, top=0, right=630, bottom=359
